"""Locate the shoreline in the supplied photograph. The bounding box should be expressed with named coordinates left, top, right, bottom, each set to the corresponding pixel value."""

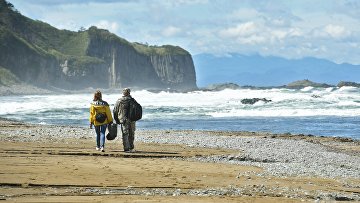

left=1, top=117, right=359, bottom=141
left=0, top=119, right=359, bottom=202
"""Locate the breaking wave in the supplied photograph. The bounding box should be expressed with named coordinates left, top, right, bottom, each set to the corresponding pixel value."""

left=0, top=86, right=359, bottom=138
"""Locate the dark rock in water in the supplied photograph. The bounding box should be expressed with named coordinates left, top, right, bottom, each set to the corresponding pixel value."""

left=241, top=98, right=272, bottom=105
left=337, top=81, right=360, bottom=88
left=311, top=94, right=321, bottom=98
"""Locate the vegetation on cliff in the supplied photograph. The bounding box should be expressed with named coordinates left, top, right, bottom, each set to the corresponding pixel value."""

left=0, top=66, right=19, bottom=86
left=133, top=43, right=189, bottom=56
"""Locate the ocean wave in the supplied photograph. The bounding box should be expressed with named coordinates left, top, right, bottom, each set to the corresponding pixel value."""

left=207, top=108, right=360, bottom=117
left=1, top=91, right=359, bottom=139
left=338, top=86, right=359, bottom=92
left=301, top=86, right=315, bottom=92
left=0, top=88, right=359, bottom=120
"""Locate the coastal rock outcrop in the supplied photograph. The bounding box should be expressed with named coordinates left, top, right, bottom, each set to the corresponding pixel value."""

left=241, top=98, right=272, bottom=105
left=286, top=79, right=333, bottom=89
left=0, top=0, right=197, bottom=91
left=203, top=83, right=240, bottom=91
left=337, top=81, right=360, bottom=88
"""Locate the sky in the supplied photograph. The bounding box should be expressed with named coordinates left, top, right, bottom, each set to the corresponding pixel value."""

left=8, top=0, right=360, bottom=65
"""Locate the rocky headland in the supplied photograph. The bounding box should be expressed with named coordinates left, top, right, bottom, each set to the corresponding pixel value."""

left=0, top=0, right=197, bottom=92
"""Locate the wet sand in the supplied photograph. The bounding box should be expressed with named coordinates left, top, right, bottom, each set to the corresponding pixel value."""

left=0, top=119, right=359, bottom=202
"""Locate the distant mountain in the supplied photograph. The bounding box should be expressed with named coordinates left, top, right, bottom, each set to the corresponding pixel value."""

left=193, top=53, right=360, bottom=87
left=0, top=0, right=196, bottom=91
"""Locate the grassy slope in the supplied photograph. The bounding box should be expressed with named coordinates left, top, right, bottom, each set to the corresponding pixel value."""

left=133, top=43, right=189, bottom=56
left=0, top=1, right=98, bottom=71
left=0, top=66, right=20, bottom=86
left=59, top=31, right=89, bottom=56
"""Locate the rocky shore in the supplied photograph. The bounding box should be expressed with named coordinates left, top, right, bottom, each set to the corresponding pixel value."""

left=0, top=84, right=53, bottom=96
left=0, top=118, right=359, bottom=202
left=0, top=84, right=122, bottom=96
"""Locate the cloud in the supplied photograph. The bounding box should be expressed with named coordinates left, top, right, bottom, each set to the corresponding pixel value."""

left=162, top=26, right=182, bottom=37
left=227, top=8, right=260, bottom=20
left=237, top=35, right=266, bottom=44
left=218, top=20, right=303, bottom=46
left=219, top=22, right=258, bottom=38
left=162, top=0, right=209, bottom=7
left=324, top=24, right=350, bottom=39
left=18, top=0, right=133, bottom=5
left=311, top=24, right=351, bottom=39
left=94, top=20, right=119, bottom=33
left=287, top=28, right=303, bottom=37
left=333, top=0, right=360, bottom=19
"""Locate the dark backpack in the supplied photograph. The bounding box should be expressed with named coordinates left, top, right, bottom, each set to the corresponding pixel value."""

left=95, top=112, right=107, bottom=123
left=128, top=98, right=142, bottom=121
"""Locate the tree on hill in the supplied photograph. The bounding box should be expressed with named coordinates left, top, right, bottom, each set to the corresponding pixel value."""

left=0, top=0, right=18, bottom=13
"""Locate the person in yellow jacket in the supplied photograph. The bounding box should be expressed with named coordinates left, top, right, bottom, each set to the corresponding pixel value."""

left=89, top=90, right=113, bottom=152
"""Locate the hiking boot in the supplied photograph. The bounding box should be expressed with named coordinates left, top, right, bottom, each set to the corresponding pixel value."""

left=100, top=147, right=105, bottom=152
left=129, top=149, right=136, bottom=153
left=96, top=147, right=100, bottom=151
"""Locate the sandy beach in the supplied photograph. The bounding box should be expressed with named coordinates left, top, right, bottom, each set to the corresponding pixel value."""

left=0, top=118, right=359, bottom=202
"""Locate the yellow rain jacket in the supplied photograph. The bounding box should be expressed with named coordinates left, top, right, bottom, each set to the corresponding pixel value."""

left=89, top=100, right=113, bottom=126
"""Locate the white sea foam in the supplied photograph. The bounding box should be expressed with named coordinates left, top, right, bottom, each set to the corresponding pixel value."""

left=208, top=108, right=360, bottom=117
left=338, top=86, right=359, bottom=92
left=0, top=87, right=360, bottom=118
left=135, top=87, right=360, bottom=117
left=301, top=86, right=314, bottom=92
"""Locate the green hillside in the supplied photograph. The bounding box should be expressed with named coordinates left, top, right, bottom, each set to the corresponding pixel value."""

left=0, top=66, right=20, bottom=86
left=0, top=0, right=188, bottom=68
left=0, top=0, right=94, bottom=70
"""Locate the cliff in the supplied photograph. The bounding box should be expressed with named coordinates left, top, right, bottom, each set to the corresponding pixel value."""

left=0, top=0, right=197, bottom=91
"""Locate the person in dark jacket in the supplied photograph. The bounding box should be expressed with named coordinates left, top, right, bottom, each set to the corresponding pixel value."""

left=90, top=90, right=113, bottom=152
left=113, top=88, right=136, bottom=153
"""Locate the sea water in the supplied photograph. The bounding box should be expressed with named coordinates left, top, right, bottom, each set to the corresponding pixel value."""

left=1, top=86, right=359, bottom=139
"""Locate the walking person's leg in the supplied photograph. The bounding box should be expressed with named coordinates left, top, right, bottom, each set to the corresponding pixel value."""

left=95, top=126, right=101, bottom=150
left=129, top=122, right=136, bottom=151
left=100, top=124, right=106, bottom=152
left=122, top=122, right=131, bottom=152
